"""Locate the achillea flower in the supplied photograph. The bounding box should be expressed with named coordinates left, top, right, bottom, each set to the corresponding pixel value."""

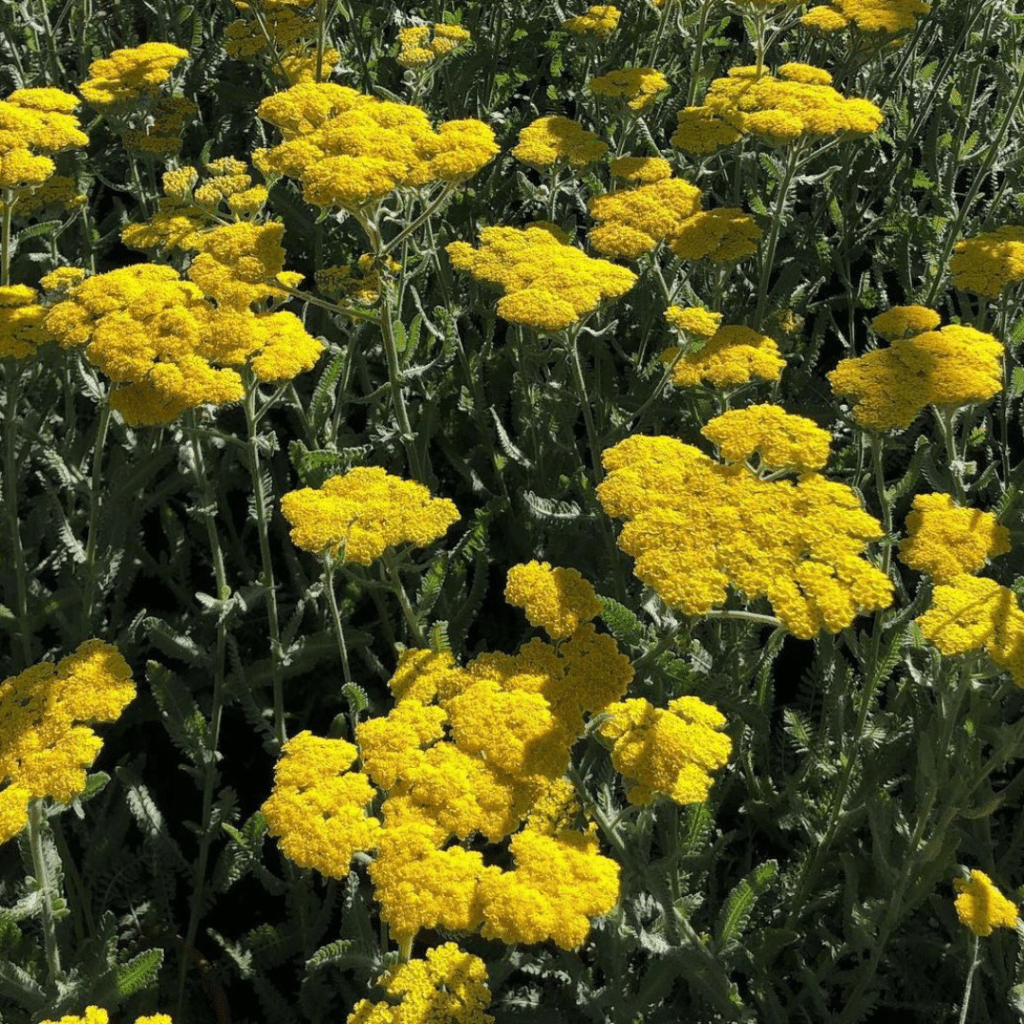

left=672, top=64, right=883, bottom=155
left=589, top=67, right=669, bottom=111
left=505, top=561, right=601, bottom=639
left=598, top=696, right=731, bottom=804
left=563, top=5, right=622, bottom=38
left=261, top=731, right=380, bottom=878
left=803, top=0, right=930, bottom=34
left=668, top=208, right=762, bottom=263
left=609, top=155, right=672, bottom=184
left=916, top=576, right=1024, bottom=686
left=226, top=5, right=309, bottom=60
left=597, top=429, right=892, bottom=637
left=950, top=227, right=1024, bottom=297
left=385, top=648, right=468, bottom=704
left=898, top=493, right=1010, bottom=584
left=702, top=404, right=831, bottom=470
left=828, top=320, right=1003, bottom=431
left=397, top=23, right=471, bottom=68
left=512, top=115, right=608, bottom=170
left=348, top=943, right=493, bottom=1024
left=0, top=641, right=135, bottom=844
left=477, top=828, right=620, bottom=949
left=279, top=467, right=459, bottom=564
left=953, top=870, right=1019, bottom=937
left=0, top=285, right=51, bottom=359
left=870, top=304, right=941, bottom=340
left=446, top=224, right=636, bottom=331
left=79, top=42, right=189, bottom=109
left=662, top=323, right=784, bottom=387
left=664, top=305, right=723, bottom=338
left=0, top=88, right=87, bottom=197
left=257, top=83, right=496, bottom=213
left=587, top=178, right=703, bottom=259
left=41, top=1011, right=171, bottom=1024
left=121, top=95, right=195, bottom=157
left=526, top=777, right=587, bottom=836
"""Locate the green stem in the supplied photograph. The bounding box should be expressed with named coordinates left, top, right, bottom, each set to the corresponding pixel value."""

left=568, top=330, right=605, bottom=484
left=323, top=557, right=352, bottom=687
left=243, top=375, right=287, bottom=748
left=79, top=394, right=112, bottom=636
left=381, top=182, right=456, bottom=258
left=3, top=360, right=32, bottom=669
left=957, top=935, right=980, bottom=1024
left=754, top=144, right=801, bottom=330
left=703, top=609, right=785, bottom=628
left=2, top=191, right=13, bottom=286
left=28, top=799, right=62, bottom=987
left=380, top=549, right=427, bottom=647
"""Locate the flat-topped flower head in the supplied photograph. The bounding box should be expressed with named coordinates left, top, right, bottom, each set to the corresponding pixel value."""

left=668, top=208, right=762, bottom=263
left=609, top=155, right=672, bottom=184
left=951, top=226, right=1024, bottom=297
left=397, top=23, right=472, bottom=68
left=665, top=305, right=723, bottom=338
left=0, top=285, right=51, bottom=359
left=829, top=319, right=1003, bottom=431
left=953, top=870, right=1019, bottom=937
left=702, top=404, right=830, bottom=470
left=261, top=731, right=381, bottom=878
left=663, top=322, right=784, bottom=387
left=0, top=641, right=135, bottom=844
left=280, top=467, right=459, bottom=564
left=870, top=304, right=941, bottom=340
left=898, top=493, right=1010, bottom=584
left=446, top=224, right=636, bottom=332
left=589, top=67, right=669, bottom=111
left=512, top=115, right=608, bottom=170
left=41, top=1010, right=172, bottom=1024
left=587, top=178, right=703, bottom=259
left=505, top=561, right=601, bottom=640
left=598, top=696, right=731, bottom=804
left=79, top=42, right=189, bottom=109
left=563, top=5, right=622, bottom=38
left=803, top=0, right=931, bottom=34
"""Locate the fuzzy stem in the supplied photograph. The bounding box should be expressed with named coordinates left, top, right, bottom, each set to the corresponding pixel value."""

left=28, top=799, right=62, bottom=987
left=380, top=549, right=428, bottom=647
left=3, top=360, right=32, bottom=668
left=323, top=557, right=353, bottom=687
left=754, top=144, right=801, bottom=330
left=79, top=394, right=112, bottom=636
left=957, top=931, right=981, bottom=1024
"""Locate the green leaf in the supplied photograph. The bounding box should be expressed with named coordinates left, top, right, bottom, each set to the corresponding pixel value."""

left=114, top=948, right=163, bottom=998
left=147, top=661, right=208, bottom=767
left=714, top=860, right=778, bottom=953
left=597, top=596, right=649, bottom=648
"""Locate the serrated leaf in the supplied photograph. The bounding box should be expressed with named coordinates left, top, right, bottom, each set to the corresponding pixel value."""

left=597, top=596, right=648, bottom=648
left=114, top=948, right=163, bottom=998
left=147, top=661, right=209, bottom=767
left=714, top=860, right=777, bottom=953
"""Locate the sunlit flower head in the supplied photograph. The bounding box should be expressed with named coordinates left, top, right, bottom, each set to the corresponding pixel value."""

left=953, top=870, right=1018, bottom=937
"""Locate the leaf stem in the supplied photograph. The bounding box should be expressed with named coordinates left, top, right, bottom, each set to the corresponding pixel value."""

left=28, top=799, right=62, bottom=988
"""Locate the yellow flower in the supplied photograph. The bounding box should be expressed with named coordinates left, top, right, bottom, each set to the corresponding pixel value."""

left=898, top=493, right=1010, bottom=584
left=609, top=155, right=672, bottom=184
left=398, top=23, right=471, bottom=68
left=348, top=943, right=493, bottom=1024
left=0, top=641, right=135, bottom=844
left=511, top=115, right=608, bottom=170
left=870, top=304, right=941, bottom=340
left=279, top=467, right=459, bottom=564
left=504, top=560, right=601, bottom=640
left=668, top=208, right=762, bottom=263
left=563, top=5, right=622, bottom=38
left=79, top=42, right=189, bottom=109
left=0, top=285, right=51, bottom=359
left=261, top=731, right=381, bottom=878
left=802, top=0, right=930, bottom=34
left=664, top=305, right=723, bottom=338
left=41, top=1010, right=173, bottom=1024
left=662, top=323, right=784, bottom=387
left=598, top=696, right=731, bottom=804
left=701, top=404, right=831, bottom=470
left=671, top=107, right=743, bottom=155
left=950, top=227, right=1024, bottom=297
left=589, top=67, right=669, bottom=111
left=588, top=178, right=704, bottom=259
left=953, top=870, right=1018, bottom=937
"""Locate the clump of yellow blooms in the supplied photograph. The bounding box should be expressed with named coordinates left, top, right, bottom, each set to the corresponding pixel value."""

left=0, top=87, right=88, bottom=200
left=78, top=42, right=188, bottom=109
left=597, top=696, right=731, bottom=805
left=950, top=226, right=1024, bottom=297
left=953, top=870, right=1019, bottom=937
left=597, top=417, right=893, bottom=638
left=672, top=64, right=883, bottom=155
left=898, top=494, right=1010, bottom=585
left=0, top=285, right=51, bottom=359
left=662, top=320, right=785, bottom=388
left=256, top=83, right=498, bottom=214
left=280, top=467, right=459, bottom=564
left=512, top=115, right=609, bottom=171
left=121, top=95, right=196, bottom=157
left=916, top=576, right=1024, bottom=686
left=668, top=208, right=762, bottom=263
left=609, top=155, right=672, bottom=184
left=869, top=304, right=941, bottom=340
left=589, top=67, right=669, bottom=111
left=828, top=310, right=1003, bottom=431
left=226, top=2, right=341, bottom=84
left=348, top=943, right=493, bottom=1024
left=505, top=561, right=602, bottom=640
left=587, top=178, right=703, bottom=260
left=563, top=5, right=622, bottom=38
left=703, top=404, right=831, bottom=470
left=41, top=1010, right=170, bottom=1024
left=664, top=305, right=723, bottom=338
left=446, top=223, right=637, bottom=331
left=0, top=641, right=135, bottom=845
left=261, top=731, right=381, bottom=878
left=803, top=0, right=931, bottom=35
left=397, top=23, right=472, bottom=69
left=315, top=253, right=402, bottom=308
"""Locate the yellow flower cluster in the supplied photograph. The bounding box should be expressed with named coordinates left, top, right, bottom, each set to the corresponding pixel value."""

left=898, top=493, right=1010, bottom=585
left=446, top=223, right=637, bottom=331
left=256, top=83, right=497, bottom=212
left=348, top=943, right=493, bottom=1024
left=803, top=0, right=931, bottom=34
left=589, top=67, right=669, bottom=111
left=672, top=64, right=883, bottom=155
left=953, top=870, right=1019, bottom=937
left=597, top=696, right=731, bottom=805
left=79, top=42, right=189, bottom=109
left=668, top=208, right=763, bottom=263
left=662, top=320, right=785, bottom=388
left=916, top=576, right=1024, bottom=686
left=665, top=305, right=722, bottom=337
left=0, top=641, right=135, bottom=844
left=828, top=311, right=1003, bottom=431
left=225, top=2, right=341, bottom=81
left=121, top=95, right=196, bottom=157
left=702, top=403, right=831, bottom=470
left=512, top=115, right=609, bottom=170
left=505, top=561, right=602, bottom=640
left=0, top=285, right=51, bottom=359
left=261, top=731, right=381, bottom=877
left=597, top=422, right=893, bottom=638
left=315, top=253, right=402, bottom=307
left=397, top=24, right=472, bottom=69
left=869, top=304, right=941, bottom=340
left=45, top=245, right=321, bottom=425
left=609, top=155, right=672, bottom=184
left=0, top=87, right=87, bottom=194
left=42, top=1009, right=169, bottom=1024
left=950, top=226, right=1024, bottom=297
left=563, top=5, right=622, bottom=38
left=587, top=178, right=702, bottom=260
left=279, top=467, right=459, bottom=564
